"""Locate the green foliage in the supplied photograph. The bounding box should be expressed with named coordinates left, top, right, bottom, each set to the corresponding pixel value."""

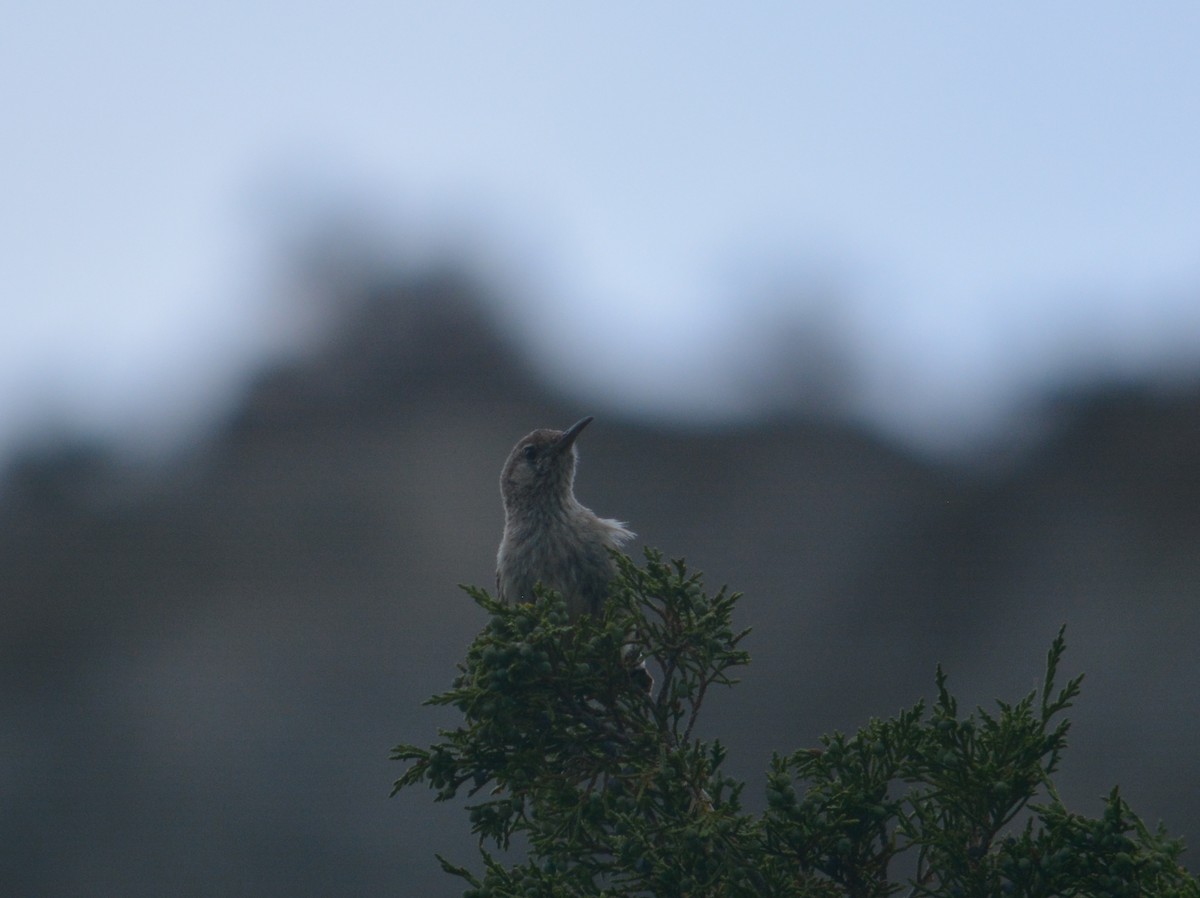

left=392, top=550, right=1199, bottom=897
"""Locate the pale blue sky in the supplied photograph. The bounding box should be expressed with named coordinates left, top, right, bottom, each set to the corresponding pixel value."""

left=4, top=3, right=1199, bottom=458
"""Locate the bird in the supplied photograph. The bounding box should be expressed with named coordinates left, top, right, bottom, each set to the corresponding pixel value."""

left=496, top=416, right=634, bottom=620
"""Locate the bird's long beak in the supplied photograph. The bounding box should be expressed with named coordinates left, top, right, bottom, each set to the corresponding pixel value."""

left=554, top=416, right=594, bottom=454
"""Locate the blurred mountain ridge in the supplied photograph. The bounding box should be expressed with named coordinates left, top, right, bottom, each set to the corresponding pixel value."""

left=1, top=264, right=1198, bottom=895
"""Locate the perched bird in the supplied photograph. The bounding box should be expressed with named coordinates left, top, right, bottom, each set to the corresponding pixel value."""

left=496, top=416, right=634, bottom=620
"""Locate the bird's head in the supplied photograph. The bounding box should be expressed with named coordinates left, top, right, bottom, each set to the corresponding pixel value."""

left=500, top=416, right=593, bottom=514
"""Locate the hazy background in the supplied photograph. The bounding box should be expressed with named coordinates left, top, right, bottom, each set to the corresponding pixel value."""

left=3, top=4, right=1199, bottom=894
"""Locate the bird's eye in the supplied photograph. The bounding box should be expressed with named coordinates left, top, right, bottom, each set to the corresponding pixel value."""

left=522, top=444, right=538, bottom=462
